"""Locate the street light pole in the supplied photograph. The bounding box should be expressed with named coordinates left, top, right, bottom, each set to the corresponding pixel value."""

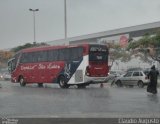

left=64, top=0, right=68, bottom=44
left=29, top=8, right=39, bottom=43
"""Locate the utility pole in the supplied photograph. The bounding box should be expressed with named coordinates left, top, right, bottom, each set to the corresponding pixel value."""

left=29, top=8, right=39, bottom=43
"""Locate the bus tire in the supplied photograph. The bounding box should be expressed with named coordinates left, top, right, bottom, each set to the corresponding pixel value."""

left=58, top=76, right=69, bottom=88
left=19, top=76, right=26, bottom=87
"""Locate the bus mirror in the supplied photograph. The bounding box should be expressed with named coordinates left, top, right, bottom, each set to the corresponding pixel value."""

left=8, top=63, right=12, bottom=73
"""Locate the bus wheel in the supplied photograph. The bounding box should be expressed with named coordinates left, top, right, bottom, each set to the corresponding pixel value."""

left=38, top=83, right=43, bottom=87
left=58, top=76, right=69, bottom=88
left=19, top=77, right=26, bottom=87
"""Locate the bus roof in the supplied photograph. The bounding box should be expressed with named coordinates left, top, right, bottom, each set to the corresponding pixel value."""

left=19, top=44, right=108, bottom=53
left=20, top=44, right=81, bottom=53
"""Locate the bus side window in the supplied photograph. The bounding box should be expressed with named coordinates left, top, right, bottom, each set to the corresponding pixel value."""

left=71, top=47, right=83, bottom=60
left=48, top=50, right=59, bottom=61
left=64, top=49, right=70, bottom=61
left=37, top=51, right=47, bottom=62
left=20, top=53, right=30, bottom=63
left=58, top=49, right=65, bottom=61
left=71, top=48, right=77, bottom=60
left=31, top=52, right=37, bottom=62
left=77, top=47, right=83, bottom=58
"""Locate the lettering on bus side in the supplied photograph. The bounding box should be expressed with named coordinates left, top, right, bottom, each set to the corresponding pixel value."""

left=21, top=65, right=37, bottom=70
left=47, top=63, right=60, bottom=69
left=20, top=63, right=60, bottom=71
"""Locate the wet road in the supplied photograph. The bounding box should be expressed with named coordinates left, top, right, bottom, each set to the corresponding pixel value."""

left=0, top=81, right=160, bottom=118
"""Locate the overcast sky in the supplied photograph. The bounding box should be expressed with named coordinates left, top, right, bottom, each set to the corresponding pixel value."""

left=0, top=0, right=160, bottom=50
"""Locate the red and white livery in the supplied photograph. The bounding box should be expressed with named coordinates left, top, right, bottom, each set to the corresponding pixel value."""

left=8, top=44, right=109, bottom=88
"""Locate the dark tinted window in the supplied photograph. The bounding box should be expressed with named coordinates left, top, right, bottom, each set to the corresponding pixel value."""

left=58, top=49, right=69, bottom=61
left=133, top=72, right=139, bottom=76
left=20, top=51, right=47, bottom=63
left=48, top=49, right=59, bottom=61
left=20, top=47, right=83, bottom=63
left=31, top=52, right=38, bottom=62
left=89, top=45, right=108, bottom=61
left=20, top=53, right=31, bottom=63
left=58, top=47, right=83, bottom=61
left=124, top=72, right=132, bottom=77
left=37, top=51, right=47, bottom=62
left=70, top=47, right=83, bottom=60
left=139, top=72, right=143, bottom=76
left=12, top=53, right=21, bottom=69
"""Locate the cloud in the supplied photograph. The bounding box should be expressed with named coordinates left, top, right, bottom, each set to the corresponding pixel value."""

left=68, top=0, right=160, bottom=37
left=1, top=0, right=160, bottom=49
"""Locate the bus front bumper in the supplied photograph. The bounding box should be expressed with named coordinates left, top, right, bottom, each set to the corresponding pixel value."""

left=11, top=77, right=17, bottom=83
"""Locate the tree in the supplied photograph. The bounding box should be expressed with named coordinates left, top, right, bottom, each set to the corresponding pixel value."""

left=11, top=42, right=48, bottom=52
left=127, top=31, right=160, bottom=63
left=109, top=44, right=131, bottom=69
left=0, top=42, right=48, bottom=69
left=0, top=50, right=14, bottom=69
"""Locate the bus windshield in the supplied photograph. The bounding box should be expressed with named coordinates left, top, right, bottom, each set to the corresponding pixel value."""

left=89, top=45, right=108, bottom=62
left=8, top=58, right=15, bottom=73
left=8, top=53, right=20, bottom=73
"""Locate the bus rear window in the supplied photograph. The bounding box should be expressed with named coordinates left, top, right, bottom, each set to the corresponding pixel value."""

left=89, top=45, right=108, bottom=61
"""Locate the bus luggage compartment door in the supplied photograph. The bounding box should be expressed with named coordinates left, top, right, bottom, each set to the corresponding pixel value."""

left=75, top=70, right=83, bottom=82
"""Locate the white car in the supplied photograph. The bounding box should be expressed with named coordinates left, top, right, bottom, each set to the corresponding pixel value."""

left=109, top=70, right=124, bottom=77
left=115, top=70, right=149, bottom=88
left=0, top=73, right=3, bottom=79
left=2, top=72, right=11, bottom=81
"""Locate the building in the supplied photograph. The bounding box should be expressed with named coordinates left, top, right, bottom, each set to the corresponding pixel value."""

left=47, top=21, right=160, bottom=46
left=47, top=21, right=160, bottom=70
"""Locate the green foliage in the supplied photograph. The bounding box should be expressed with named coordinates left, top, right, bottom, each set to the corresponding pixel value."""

left=11, top=42, right=48, bottom=52
left=127, top=31, right=160, bottom=63
left=127, top=31, right=160, bottom=50
left=127, top=42, right=139, bottom=50
left=0, top=42, right=48, bottom=68
left=110, top=47, right=131, bottom=63
left=120, top=51, right=131, bottom=62
left=0, top=51, right=14, bottom=68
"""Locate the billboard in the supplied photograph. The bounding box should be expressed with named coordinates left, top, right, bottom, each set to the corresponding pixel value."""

left=97, top=34, right=129, bottom=48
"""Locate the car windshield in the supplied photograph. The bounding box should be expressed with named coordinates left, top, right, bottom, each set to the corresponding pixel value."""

left=124, top=72, right=132, bottom=77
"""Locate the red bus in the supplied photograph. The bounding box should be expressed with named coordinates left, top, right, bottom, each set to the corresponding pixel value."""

left=8, top=44, right=109, bottom=88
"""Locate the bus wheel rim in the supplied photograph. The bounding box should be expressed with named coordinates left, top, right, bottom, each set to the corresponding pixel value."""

left=60, top=79, right=65, bottom=86
left=20, top=78, right=24, bottom=84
